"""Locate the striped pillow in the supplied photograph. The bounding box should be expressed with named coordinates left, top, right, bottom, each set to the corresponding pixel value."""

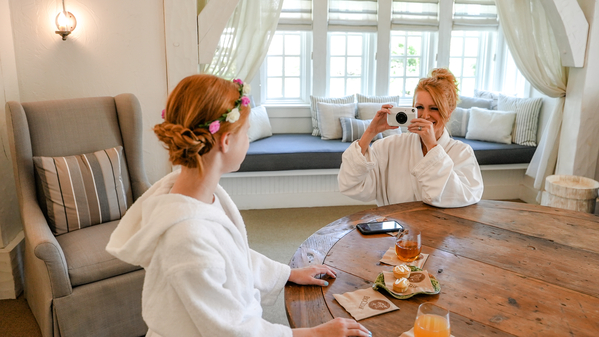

left=33, top=146, right=127, bottom=235
left=310, top=95, right=355, bottom=137
left=356, top=94, right=400, bottom=104
left=497, top=94, right=543, bottom=146
left=340, top=117, right=382, bottom=142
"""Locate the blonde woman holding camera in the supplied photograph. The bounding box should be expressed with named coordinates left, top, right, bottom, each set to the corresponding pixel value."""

left=338, top=68, right=483, bottom=208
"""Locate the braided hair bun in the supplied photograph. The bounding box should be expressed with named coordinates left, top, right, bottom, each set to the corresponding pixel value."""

left=154, top=123, right=216, bottom=168
left=153, top=74, right=249, bottom=171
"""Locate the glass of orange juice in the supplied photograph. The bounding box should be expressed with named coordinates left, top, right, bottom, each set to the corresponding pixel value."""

left=395, top=226, right=421, bottom=262
left=414, top=302, right=451, bottom=337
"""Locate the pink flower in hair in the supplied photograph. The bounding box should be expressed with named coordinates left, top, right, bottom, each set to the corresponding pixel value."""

left=241, top=96, right=250, bottom=107
left=161, top=109, right=165, bottom=119
left=209, top=120, right=220, bottom=134
left=233, top=79, right=243, bottom=85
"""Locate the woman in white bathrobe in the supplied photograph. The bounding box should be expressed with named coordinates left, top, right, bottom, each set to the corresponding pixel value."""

left=338, top=68, right=483, bottom=208
left=107, top=74, right=370, bottom=337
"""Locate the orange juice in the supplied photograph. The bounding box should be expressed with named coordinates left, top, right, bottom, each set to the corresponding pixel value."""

left=414, top=314, right=450, bottom=337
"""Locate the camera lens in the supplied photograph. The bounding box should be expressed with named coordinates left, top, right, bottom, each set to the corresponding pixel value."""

left=396, top=112, right=408, bottom=124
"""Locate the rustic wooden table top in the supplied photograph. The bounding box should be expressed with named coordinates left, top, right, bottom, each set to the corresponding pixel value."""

left=284, top=200, right=599, bottom=336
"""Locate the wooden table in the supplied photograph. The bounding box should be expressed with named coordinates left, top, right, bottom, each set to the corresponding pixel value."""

left=284, top=200, right=599, bottom=336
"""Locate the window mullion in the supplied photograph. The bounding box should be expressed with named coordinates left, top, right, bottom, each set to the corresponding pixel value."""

left=376, top=0, right=392, bottom=96
left=312, top=0, right=328, bottom=96
left=437, top=0, right=453, bottom=68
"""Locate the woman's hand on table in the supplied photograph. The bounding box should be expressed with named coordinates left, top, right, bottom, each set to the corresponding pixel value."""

left=289, top=264, right=337, bottom=286
left=293, top=317, right=372, bottom=337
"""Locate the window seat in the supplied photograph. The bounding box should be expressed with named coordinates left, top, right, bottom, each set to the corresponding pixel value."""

left=238, top=134, right=536, bottom=172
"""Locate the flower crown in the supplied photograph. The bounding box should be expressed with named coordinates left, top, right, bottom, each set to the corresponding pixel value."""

left=161, top=78, right=250, bottom=135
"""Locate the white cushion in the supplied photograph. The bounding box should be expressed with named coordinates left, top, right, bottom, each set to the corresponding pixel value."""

left=497, top=94, right=543, bottom=146
left=457, top=95, right=492, bottom=110
left=339, top=118, right=383, bottom=142
left=474, top=89, right=500, bottom=110
left=317, top=102, right=356, bottom=140
left=465, top=107, right=516, bottom=144
left=247, top=106, right=273, bottom=142
left=447, top=107, right=470, bottom=137
left=310, top=95, right=355, bottom=136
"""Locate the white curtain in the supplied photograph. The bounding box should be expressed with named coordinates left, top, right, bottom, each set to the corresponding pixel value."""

left=496, top=0, right=568, bottom=196
left=201, top=0, right=283, bottom=82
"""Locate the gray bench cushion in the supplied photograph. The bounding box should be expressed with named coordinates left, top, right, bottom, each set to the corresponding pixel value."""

left=56, top=220, right=141, bottom=286
left=240, top=134, right=351, bottom=171
left=239, top=134, right=535, bottom=172
left=453, top=137, right=536, bottom=165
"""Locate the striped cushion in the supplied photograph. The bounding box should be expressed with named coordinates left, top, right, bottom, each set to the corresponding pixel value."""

left=497, top=94, right=543, bottom=146
left=310, top=95, right=355, bottom=137
left=33, top=146, right=127, bottom=235
left=340, top=117, right=382, bottom=142
left=356, top=93, right=400, bottom=104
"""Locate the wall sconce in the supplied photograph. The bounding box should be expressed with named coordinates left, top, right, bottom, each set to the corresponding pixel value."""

left=55, top=0, right=76, bottom=41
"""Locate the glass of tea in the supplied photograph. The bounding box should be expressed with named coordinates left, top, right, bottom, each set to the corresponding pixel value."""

left=395, top=226, right=421, bottom=262
left=414, top=302, right=451, bottom=337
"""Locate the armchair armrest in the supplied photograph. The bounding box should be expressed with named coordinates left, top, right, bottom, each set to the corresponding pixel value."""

left=22, top=201, right=73, bottom=298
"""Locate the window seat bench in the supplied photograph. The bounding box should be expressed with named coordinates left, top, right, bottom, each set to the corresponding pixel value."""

left=238, top=133, right=536, bottom=172
left=220, top=134, right=536, bottom=209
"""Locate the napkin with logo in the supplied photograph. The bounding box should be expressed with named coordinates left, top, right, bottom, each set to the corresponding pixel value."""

left=383, top=271, right=435, bottom=295
left=399, top=327, right=456, bottom=337
left=333, top=287, right=399, bottom=320
left=380, top=247, right=428, bottom=269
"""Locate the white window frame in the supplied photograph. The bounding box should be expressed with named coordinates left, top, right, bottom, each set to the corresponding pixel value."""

left=326, top=31, right=376, bottom=97
left=260, top=31, right=312, bottom=105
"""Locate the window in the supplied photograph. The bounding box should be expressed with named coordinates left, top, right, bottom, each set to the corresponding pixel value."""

left=328, top=32, right=374, bottom=97
left=262, top=31, right=311, bottom=104
left=256, top=0, right=528, bottom=110
left=389, top=31, right=433, bottom=98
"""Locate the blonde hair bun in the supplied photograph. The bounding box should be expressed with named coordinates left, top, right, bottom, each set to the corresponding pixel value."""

left=430, top=68, right=458, bottom=91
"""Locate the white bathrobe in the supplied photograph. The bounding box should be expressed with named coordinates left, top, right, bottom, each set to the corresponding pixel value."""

left=106, top=171, right=292, bottom=337
left=338, top=129, right=483, bottom=207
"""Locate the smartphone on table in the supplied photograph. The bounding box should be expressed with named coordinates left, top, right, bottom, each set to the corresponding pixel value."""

left=356, top=220, right=403, bottom=235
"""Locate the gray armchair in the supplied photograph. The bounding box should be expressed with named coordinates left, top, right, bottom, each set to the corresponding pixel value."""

left=5, top=94, right=150, bottom=337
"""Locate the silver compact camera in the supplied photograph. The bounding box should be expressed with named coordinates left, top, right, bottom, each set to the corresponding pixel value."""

left=387, top=107, right=418, bottom=127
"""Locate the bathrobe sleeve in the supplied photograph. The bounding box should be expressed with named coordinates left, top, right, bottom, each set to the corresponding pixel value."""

left=338, top=141, right=380, bottom=203
left=411, top=143, right=483, bottom=208
left=250, top=249, right=291, bottom=306
left=166, top=260, right=292, bottom=337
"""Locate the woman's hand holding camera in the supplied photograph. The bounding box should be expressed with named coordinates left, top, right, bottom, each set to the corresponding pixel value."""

left=358, top=104, right=399, bottom=155
left=408, top=118, right=437, bottom=154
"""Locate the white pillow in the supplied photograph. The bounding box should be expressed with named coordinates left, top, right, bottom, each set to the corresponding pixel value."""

left=447, top=107, right=470, bottom=137
left=356, top=102, right=402, bottom=137
left=497, top=94, right=543, bottom=146
left=474, top=89, right=500, bottom=110
left=317, top=102, right=356, bottom=140
left=247, top=106, right=272, bottom=142
left=465, top=107, right=516, bottom=144
left=310, top=95, right=355, bottom=136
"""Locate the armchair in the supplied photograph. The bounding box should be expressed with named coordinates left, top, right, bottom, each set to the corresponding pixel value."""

left=5, top=94, right=150, bottom=337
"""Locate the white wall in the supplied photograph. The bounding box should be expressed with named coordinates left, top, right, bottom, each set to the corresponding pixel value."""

left=0, top=0, right=175, bottom=249
left=8, top=0, right=171, bottom=183
left=0, top=0, right=21, bottom=249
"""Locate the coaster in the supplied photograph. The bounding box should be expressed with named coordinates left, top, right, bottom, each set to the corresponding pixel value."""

left=380, top=246, right=428, bottom=269
left=333, top=287, right=399, bottom=321
left=399, top=327, right=455, bottom=337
